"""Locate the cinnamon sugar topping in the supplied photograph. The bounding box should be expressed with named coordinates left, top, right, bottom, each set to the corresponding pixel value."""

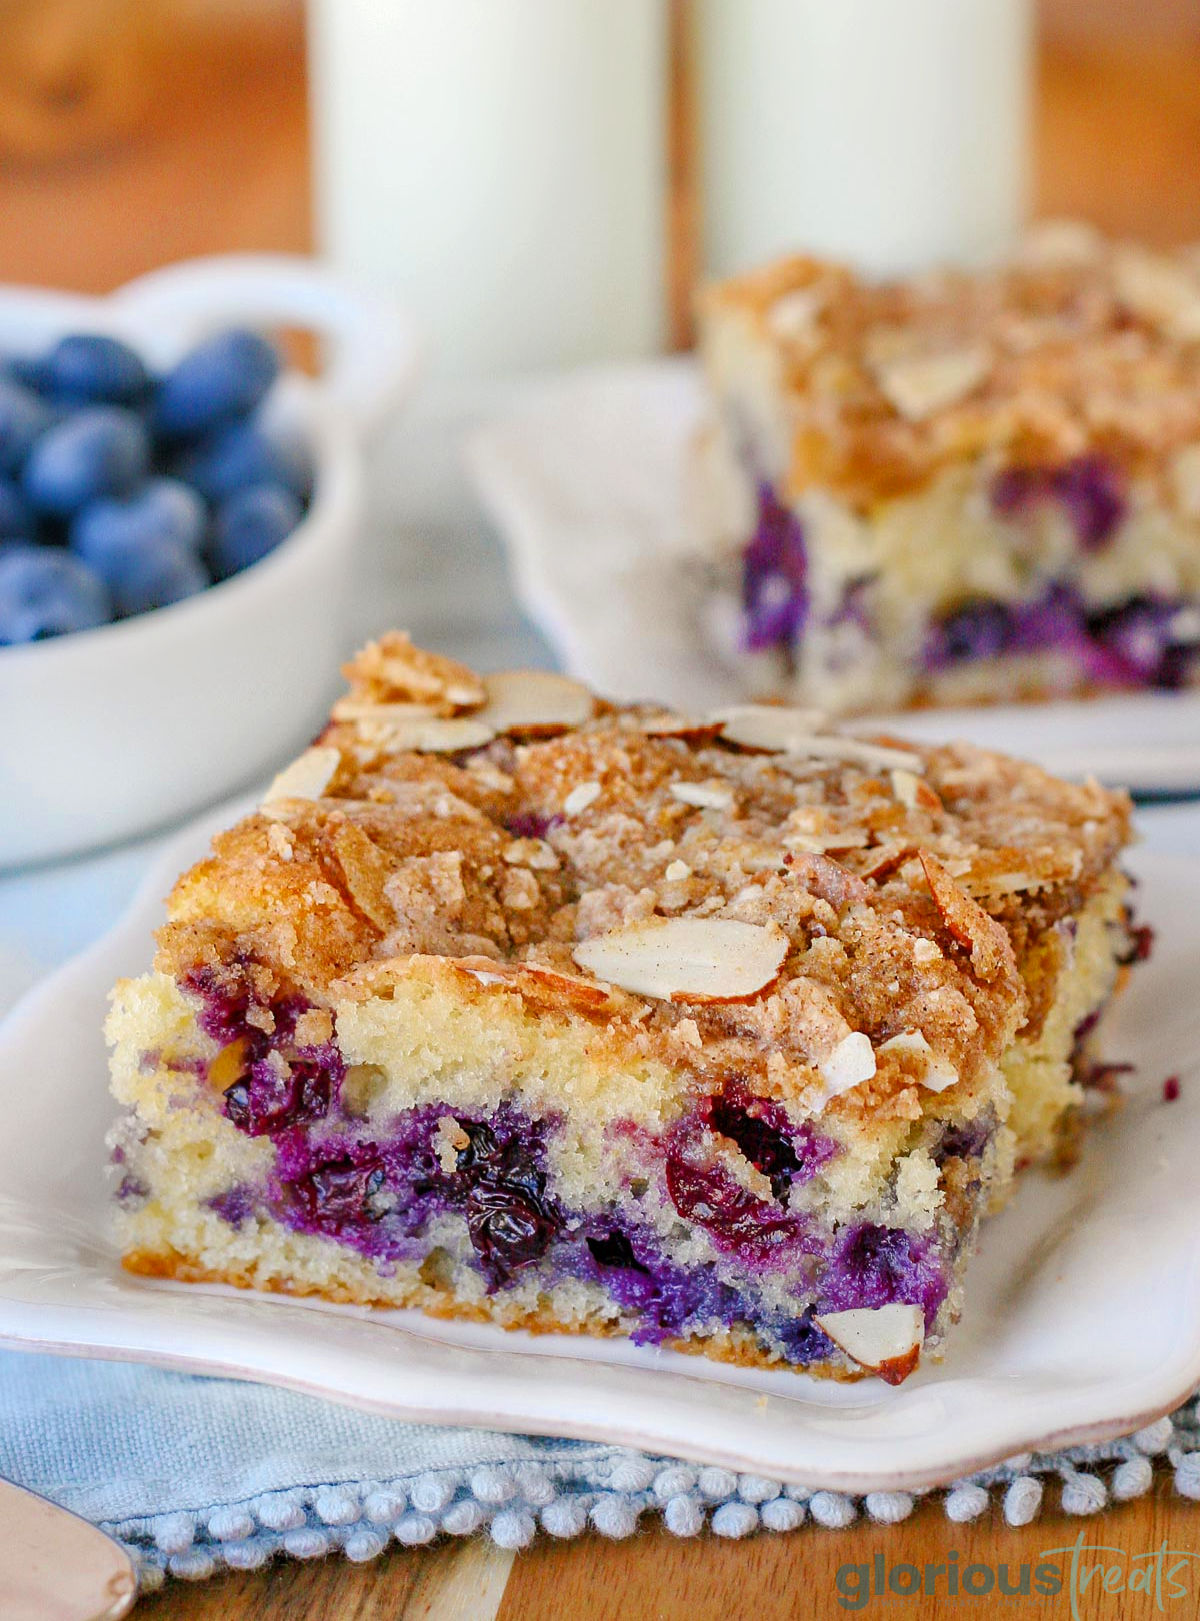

left=156, top=641, right=1132, bottom=1124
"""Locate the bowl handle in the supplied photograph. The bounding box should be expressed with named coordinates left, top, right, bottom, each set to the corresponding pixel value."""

left=111, top=254, right=419, bottom=438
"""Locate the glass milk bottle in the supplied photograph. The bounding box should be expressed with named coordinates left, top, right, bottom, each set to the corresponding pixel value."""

left=697, top=0, right=1035, bottom=277
left=308, top=0, right=669, bottom=377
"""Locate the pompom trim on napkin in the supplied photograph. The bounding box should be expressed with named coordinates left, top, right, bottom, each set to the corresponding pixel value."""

left=115, top=1399, right=1200, bottom=1591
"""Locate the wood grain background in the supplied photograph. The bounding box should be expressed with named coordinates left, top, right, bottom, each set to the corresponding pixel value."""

left=136, top=1480, right=1200, bottom=1619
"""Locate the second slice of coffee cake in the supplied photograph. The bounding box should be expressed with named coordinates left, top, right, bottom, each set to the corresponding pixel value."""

left=107, top=635, right=1133, bottom=1382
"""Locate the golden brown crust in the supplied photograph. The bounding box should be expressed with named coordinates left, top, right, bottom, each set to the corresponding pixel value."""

left=122, top=1247, right=865, bottom=1379
left=700, top=232, right=1200, bottom=506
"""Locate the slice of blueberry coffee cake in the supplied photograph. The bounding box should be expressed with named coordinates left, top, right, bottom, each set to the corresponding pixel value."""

left=693, top=222, right=1200, bottom=712
left=107, top=635, right=1134, bottom=1382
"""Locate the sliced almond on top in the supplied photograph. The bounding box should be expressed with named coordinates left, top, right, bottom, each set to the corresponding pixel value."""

left=814, top=1304, right=925, bottom=1385
left=711, top=704, right=827, bottom=751
left=516, top=962, right=618, bottom=1012
left=818, top=1032, right=876, bottom=1095
left=919, top=850, right=1014, bottom=984
left=890, top=768, right=942, bottom=812
left=639, top=712, right=724, bottom=741
left=717, top=707, right=920, bottom=772
left=859, top=843, right=916, bottom=883
left=262, top=746, right=341, bottom=808
left=327, top=821, right=395, bottom=930
left=447, top=956, right=615, bottom=1013
left=874, top=345, right=991, bottom=422
left=878, top=1030, right=959, bottom=1092
left=1112, top=246, right=1200, bottom=339
left=670, top=781, right=734, bottom=811
left=787, top=851, right=869, bottom=911
left=331, top=699, right=444, bottom=723
left=376, top=717, right=496, bottom=754
left=572, top=916, right=788, bottom=1003
left=563, top=781, right=601, bottom=815
left=475, top=670, right=594, bottom=736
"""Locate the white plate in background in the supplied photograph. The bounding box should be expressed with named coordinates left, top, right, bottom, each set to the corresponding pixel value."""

left=470, top=360, right=1200, bottom=795
left=0, top=801, right=1197, bottom=1492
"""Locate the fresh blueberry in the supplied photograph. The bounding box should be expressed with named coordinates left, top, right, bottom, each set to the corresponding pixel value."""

left=0, top=478, right=32, bottom=540
left=0, top=545, right=111, bottom=643
left=707, top=1092, right=835, bottom=1205
left=72, top=477, right=206, bottom=576
left=43, top=333, right=150, bottom=406
left=101, top=533, right=210, bottom=617
left=176, top=417, right=313, bottom=503
left=208, top=483, right=302, bottom=579
left=154, top=328, right=281, bottom=437
left=466, top=1175, right=559, bottom=1280
left=2, top=353, right=49, bottom=391
left=222, top=1054, right=336, bottom=1136
left=924, top=600, right=1011, bottom=668
left=295, top=1156, right=390, bottom=1229
left=24, top=407, right=149, bottom=515
left=0, top=376, right=53, bottom=474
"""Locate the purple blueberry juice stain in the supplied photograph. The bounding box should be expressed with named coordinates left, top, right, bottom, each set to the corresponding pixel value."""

left=924, top=600, right=1011, bottom=668
left=268, top=1104, right=564, bottom=1285
left=932, top=1114, right=994, bottom=1167
left=206, top=1185, right=256, bottom=1227
left=741, top=481, right=809, bottom=653
left=503, top=811, right=564, bottom=841
left=189, top=1019, right=945, bottom=1365
left=180, top=966, right=343, bottom=1136
left=923, top=583, right=1200, bottom=691
left=585, top=1230, right=648, bottom=1273
left=821, top=1223, right=948, bottom=1327
left=566, top=1222, right=765, bottom=1349
left=664, top=1142, right=810, bottom=1268
left=992, top=456, right=1126, bottom=550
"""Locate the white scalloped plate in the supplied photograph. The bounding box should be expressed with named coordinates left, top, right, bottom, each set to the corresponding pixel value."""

left=469, top=360, right=1200, bottom=795
left=0, top=804, right=1196, bottom=1492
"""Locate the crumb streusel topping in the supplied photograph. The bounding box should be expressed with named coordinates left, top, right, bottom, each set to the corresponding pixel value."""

left=156, top=635, right=1130, bottom=1130
left=701, top=224, right=1200, bottom=507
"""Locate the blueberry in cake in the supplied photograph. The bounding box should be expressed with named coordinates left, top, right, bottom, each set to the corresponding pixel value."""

left=108, top=635, right=1134, bottom=1382
left=693, top=222, right=1200, bottom=712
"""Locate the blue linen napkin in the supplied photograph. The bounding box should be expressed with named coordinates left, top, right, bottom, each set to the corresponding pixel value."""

left=2, top=1346, right=1198, bottom=1592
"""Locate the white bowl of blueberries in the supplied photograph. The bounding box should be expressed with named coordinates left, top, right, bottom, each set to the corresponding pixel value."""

left=0, top=254, right=417, bottom=866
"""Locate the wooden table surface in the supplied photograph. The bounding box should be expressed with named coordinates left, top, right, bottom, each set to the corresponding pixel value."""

left=135, top=1482, right=1200, bottom=1619
left=4, top=9, right=1200, bottom=1616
